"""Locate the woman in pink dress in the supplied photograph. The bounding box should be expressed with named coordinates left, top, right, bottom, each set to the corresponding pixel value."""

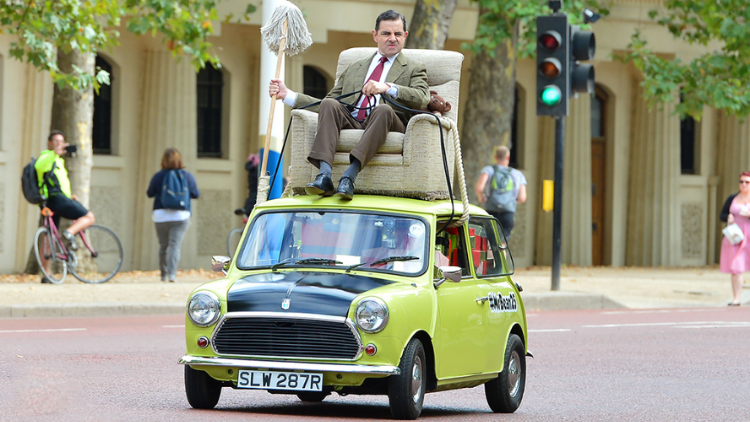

left=719, top=171, right=750, bottom=306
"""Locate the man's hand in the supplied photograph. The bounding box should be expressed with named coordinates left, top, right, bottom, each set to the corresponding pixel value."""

left=362, top=80, right=390, bottom=98
left=269, top=78, right=288, bottom=100
left=71, top=194, right=79, bottom=201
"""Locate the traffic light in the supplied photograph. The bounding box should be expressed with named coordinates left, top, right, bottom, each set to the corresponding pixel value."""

left=536, top=15, right=569, bottom=116
left=569, top=25, right=596, bottom=95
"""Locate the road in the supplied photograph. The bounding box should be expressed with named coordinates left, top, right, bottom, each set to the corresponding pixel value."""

left=1, top=308, right=749, bottom=421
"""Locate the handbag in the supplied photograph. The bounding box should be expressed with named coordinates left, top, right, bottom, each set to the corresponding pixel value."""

left=722, top=223, right=745, bottom=245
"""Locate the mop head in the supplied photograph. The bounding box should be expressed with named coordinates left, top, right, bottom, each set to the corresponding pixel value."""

left=260, top=0, right=312, bottom=56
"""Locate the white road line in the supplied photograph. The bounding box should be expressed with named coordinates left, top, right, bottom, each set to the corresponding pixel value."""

left=163, top=325, right=185, bottom=328
left=0, top=328, right=86, bottom=334
left=583, top=321, right=749, bottom=329
left=602, top=309, right=719, bottom=315
left=528, top=329, right=571, bottom=333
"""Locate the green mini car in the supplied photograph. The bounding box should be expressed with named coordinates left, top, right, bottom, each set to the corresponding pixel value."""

left=180, top=195, right=530, bottom=419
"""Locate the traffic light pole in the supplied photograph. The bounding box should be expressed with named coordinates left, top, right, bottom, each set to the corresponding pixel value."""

left=551, top=116, right=564, bottom=291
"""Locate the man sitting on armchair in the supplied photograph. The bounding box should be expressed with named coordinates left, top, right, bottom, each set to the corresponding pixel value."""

left=268, top=9, right=430, bottom=200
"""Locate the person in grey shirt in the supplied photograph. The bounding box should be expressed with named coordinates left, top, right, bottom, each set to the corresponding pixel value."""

left=475, top=146, right=527, bottom=238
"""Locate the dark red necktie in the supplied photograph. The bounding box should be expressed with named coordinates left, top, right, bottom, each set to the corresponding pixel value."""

left=356, top=56, right=389, bottom=121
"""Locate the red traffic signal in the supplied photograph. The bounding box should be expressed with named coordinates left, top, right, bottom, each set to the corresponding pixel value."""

left=538, top=31, right=561, bottom=51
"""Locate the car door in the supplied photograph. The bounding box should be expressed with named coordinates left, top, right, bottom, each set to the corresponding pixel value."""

left=468, top=217, right=518, bottom=373
left=434, top=223, right=490, bottom=379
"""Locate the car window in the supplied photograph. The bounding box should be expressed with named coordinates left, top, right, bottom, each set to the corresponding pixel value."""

left=434, top=222, right=472, bottom=278
left=236, top=211, right=429, bottom=275
left=467, top=217, right=514, bottom=277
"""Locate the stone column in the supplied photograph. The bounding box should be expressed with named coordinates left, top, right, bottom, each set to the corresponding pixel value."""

left=534, top=95, right=593, bottom=266
left=132, top=50, right=197, bottom=269
left=16, top=65, right=53, bottom=272
left=625, top=86, right=681, bottom=266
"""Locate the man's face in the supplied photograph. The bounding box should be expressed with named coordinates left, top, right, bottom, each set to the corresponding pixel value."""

left=48, top=134, right=68, bottom=156
left=373, top=19, right=407, bottom=58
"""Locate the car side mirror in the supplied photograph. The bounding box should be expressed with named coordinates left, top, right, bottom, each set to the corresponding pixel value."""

left=434, top=266, right=462, bottom=289
left=211, top=255, right=231, bottom=275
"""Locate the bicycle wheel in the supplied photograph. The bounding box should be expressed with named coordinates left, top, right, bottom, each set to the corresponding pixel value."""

left=34, top=227, right=67, bottom=284
left=69, top=225, right=123, bottom=284
left=227, top=227, right=244, bottom=258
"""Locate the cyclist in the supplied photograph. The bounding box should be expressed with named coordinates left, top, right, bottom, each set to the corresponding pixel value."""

left=35, top=130, right=96, bottom=282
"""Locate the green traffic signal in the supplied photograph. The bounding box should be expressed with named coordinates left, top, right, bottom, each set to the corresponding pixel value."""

left=540, top=86, right=562, bottom=106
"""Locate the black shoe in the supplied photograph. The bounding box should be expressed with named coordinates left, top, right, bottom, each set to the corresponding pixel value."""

left=234, top=208, right=246, bottom=216
left=62, top=230, right=78, bottom=251
left=335, top=177, right=355, bottom=200
left=305, top=173, right=334, bottom=196
left=41, top=276, right=52, bottom=284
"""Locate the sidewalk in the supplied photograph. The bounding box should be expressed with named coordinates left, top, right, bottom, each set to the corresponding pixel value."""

left=0, top=267, right=748, bottom=318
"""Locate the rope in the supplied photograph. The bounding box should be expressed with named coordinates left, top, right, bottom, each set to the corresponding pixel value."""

left=447, top=120, right=470, bottom=228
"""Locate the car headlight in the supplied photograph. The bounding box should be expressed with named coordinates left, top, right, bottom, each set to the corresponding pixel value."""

left=355, top=298, right=389, bottom=333
left=187, top=292, right=221, bottom=327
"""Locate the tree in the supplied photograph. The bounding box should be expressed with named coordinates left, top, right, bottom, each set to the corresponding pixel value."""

left=621, top=0, right=750, bottom=119
left=2, top=0, right=256, bottom=274
left=460, top=0, right=605, bottom=202
left=405, top=0, right=459, bottom=50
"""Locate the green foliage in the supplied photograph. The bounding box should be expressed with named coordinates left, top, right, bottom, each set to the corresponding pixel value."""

left=0, top=0, right=257, bottom=90
left=622, top=0, right=750, bottom=119
left=463, top=0, right=609, bottom=58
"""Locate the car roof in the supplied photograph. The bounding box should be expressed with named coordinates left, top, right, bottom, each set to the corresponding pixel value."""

left=255, top=194, right=489, bottom=218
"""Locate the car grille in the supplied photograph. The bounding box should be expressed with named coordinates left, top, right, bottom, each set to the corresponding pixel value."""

left=212, top=316, right=361, bottom=360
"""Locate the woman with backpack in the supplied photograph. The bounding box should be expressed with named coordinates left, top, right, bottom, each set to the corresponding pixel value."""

left=146, top=148, right=200, bottom=283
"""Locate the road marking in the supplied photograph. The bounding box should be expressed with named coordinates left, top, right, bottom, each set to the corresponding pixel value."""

left=529, top=328, right=571, bottom=333
left=583, top=321, right=750, bottom=329
left=602, top=309, right=719, bottom=315
left=0, top=328, right=86, bottom=334
left=163, top=325, right=185, bottom=328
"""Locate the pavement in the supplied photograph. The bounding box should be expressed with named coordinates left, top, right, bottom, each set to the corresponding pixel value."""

left=1, top=266, right=749, bottom=318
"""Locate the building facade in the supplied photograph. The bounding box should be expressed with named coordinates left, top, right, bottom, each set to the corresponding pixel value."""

left=0, top=0, right=746, bottom=274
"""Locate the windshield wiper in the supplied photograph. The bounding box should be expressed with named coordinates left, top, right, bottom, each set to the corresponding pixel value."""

left=346, top=255, right=420, bottom=272
left=272, top=257, right=342, bottom=271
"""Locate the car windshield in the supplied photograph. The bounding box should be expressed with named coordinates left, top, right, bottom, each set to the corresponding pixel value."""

left=236, top=211, right=428, bottom=275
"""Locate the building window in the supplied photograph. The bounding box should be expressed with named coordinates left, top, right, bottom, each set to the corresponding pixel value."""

left=197, top=65, right=223, bottom=158
left=303, top=66, right=328, bottom=99
left=680, top=93, right=698, bottom=174
left=509, top=86, right=521, bottom=168
left=92, top=55, right=113, bottom=155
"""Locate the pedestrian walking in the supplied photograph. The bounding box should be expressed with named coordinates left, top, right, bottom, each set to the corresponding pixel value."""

left=719, top=170, right=750, bottom=306
left=235, top=153, right=259, bottom=216
left=475, top=146, right=527, bottom=239
left=146, top=148, right=200, bottom=283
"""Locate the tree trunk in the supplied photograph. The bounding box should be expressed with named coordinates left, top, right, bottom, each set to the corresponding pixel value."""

left=461, top=12, right=518, bottom=203
left=51, top=49, right=95, bottom=208
left=25, top=49, right=95, bottom=276
left=405, top=0, right=458, bottom=50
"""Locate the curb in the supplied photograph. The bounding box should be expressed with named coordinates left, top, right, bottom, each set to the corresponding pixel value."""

left=0, top=293, right=624, bottom=318
left=0, top=302, right=185, bottom=318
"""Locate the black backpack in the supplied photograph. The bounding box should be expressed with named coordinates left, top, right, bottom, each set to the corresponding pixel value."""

left=21, top=157, right=56, bottom=205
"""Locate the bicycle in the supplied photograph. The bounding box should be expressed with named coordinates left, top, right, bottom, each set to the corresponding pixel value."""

left=227, top=209, right=249, bottom=258
left=33, top=201, right=124, bottom=284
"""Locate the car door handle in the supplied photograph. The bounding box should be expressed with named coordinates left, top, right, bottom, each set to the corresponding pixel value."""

left=475, top=296, right=489, bottom=304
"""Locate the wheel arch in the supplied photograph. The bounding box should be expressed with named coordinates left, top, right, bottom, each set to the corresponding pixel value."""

left=408, top=330, right=438, bottom=392
left=509, top=323, right=526, bottom=350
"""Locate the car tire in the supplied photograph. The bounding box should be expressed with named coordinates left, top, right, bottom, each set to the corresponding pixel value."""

left=296, top=392, right=328, bottom=402
left=388, top=338, right=427, bottom=420
left=485, top=333, right=526, bottom=413
left=185, top=365, right=222, bottom=409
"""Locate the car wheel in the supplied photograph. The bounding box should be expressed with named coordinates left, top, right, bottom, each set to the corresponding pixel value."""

left=388, top=338, right=427, bottom=420
left=296, top=392, right=329, bottom=402
left=184, top=365, right=222, bottom=409
left=485, top=333, right=526, bottom=413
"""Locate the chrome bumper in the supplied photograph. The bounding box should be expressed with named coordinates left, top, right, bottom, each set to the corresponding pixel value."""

left=179, top=355, right=400, bottom=375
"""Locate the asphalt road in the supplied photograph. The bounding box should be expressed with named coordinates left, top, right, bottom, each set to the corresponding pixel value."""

left=2, top=308, right=749, bottom=421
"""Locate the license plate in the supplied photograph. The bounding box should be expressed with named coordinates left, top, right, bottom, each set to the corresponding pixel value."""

left=237, top=370, right=323, bottom=392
